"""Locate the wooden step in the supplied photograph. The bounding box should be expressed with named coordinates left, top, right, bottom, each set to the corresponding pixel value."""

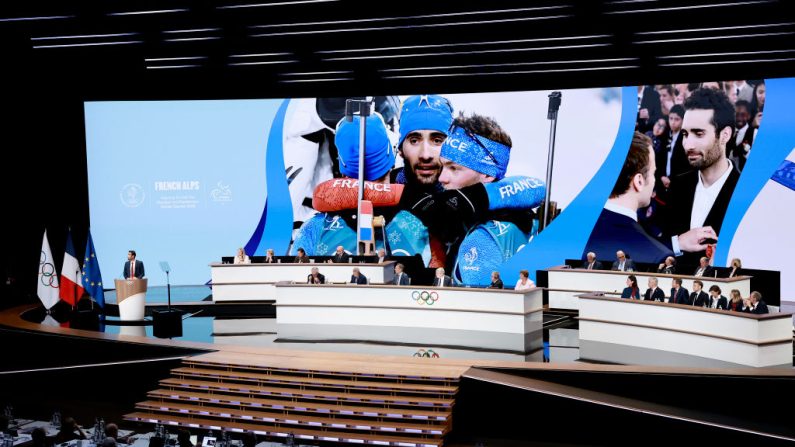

left=160, top=378, right=454, bottom=408
left=124, top=411, right=443, bottom=447
left=136, top=400, right=447, bottom=435
left=172, top=367, right=458, bottom=395
left=148, top=389, right=450, bottom=421
left=184, top=352, right=464, bottom=383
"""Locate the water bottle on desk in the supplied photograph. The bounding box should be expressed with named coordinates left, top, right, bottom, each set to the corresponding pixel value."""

left=51, top=410, right=62, bottom=429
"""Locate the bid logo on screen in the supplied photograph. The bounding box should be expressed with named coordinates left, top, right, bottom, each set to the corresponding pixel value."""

left=211, top=181, right=232, bottom=202
left=120, top=183, right=145, bottom=208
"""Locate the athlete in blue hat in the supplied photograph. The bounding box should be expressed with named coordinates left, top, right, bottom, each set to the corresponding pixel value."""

left=292, top=112, right=396, bottom=256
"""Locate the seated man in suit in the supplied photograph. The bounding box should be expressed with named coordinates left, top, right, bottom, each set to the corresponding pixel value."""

left=743, top=291, right=769, bottom=314
left=392, top=263, right=410, bottom=286
left=376, top=248, right=387, bottom=264
left=693, top=257, right=715, bottom=277
left=657, top=256, right=676, bottom=274
left=689, top=280, right=709, bottom=307
left=433, top=267, right=452, bottom=287
left=489, top=271, right=504, bottom=289
left=584, top=132, right=674, bottom=265
left=294, top=248, right=310, bottom=263
left=307, top=267, right=325, bottom=284
left=708, top=285, right=728, bottom=310
left=644, top=277, right=665, bottom=301
left=350, top=267, right=367, bottom=284
left=582, top=252, right=603, bottom=270
left=670, top=278, right=690, bottom=305
left=611, top=250, right=637, bottom=272
left=330, top=245, right=351, bottom=263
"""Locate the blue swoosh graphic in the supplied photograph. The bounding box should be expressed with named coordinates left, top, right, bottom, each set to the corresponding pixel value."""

left=499, top=87, right=637, bottom=284
left=714, top=78, right=795, bottom=265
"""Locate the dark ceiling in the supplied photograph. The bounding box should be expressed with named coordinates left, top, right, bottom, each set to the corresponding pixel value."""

left=3, top=0, right=795, bottom=100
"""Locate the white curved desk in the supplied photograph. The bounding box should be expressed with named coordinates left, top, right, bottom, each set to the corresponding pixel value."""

left=577, top=293, right=792, bottom=368
left=545, top=266, right=752, bottom=310
left=210, top=261, right=396, bottom=301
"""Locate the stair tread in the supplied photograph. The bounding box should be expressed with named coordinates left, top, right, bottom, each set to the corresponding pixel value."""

left=124, top=411, right=443, bottom=447
left=148, top=389, right=450, bottom=420
left=160, top=378, right=454, bottom=407
left=172, top=367, right=457, bottom=393
left=136, top=400, right=447, bottom=433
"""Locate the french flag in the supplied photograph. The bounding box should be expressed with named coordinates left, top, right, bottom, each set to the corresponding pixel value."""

left=358, top=200, right=373, bottom=243
left=59, top=228, right=85, bottom=306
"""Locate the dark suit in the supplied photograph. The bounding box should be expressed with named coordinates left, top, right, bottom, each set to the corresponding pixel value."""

left=671, top=287, right=690, bottom=305
left=392, top=272, right=410, bottom=286
left=745, top=300, right=769, bottom=314
left=690, top=290, right=709, bottom=307
left=307, top=273, right=325, bottom=284
left=294, top=255, right=310, bottom=263
left=585, top=209, right=673, bottom=265
left=582, top=260, right=604, bottom=270
left=123, top=259, right=145, bottom=279
left=637, top=86, right=662, bottom=133
left=433, top=275, right=452, bottom=287
left=490, top=279, right=504, bottom=289
left=332, top=252, right=351, bottom=263
left=726, top=267, right=742, bottom=278
left=693, top=265, right=716, bottom=278
left=712, top=295, right=728, bottom=310
left=264, top=256, right=276, bottom=264
left=350, top=274, right=367, bottom=285
left=610, top=258, right=637, bottom=272
left=644, top=287, right=665, bottom=302
left=663, top=165, right=740, bottom=264
left=621, top=287, right=640, bottom=299
left=657, top=265, right=676, bottom=275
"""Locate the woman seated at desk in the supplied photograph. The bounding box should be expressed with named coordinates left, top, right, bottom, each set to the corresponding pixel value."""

left=621, top=275, right=640, bottom=299
left=233, top=247, right=251, bottom=264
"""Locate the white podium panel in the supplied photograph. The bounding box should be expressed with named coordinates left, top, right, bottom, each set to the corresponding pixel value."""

left=545, top=267, right=751, bottom=310
left=577, top=294, right=792, bottom=368
left=275, top=284, right=544, bottom=335
left=210, top=262, right=396, bottom=301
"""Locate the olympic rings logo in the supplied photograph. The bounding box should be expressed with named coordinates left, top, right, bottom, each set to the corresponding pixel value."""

left=411, top=290, right=439, bottom=305
left=39, top=250, right=58, bottom=288
left=413, top=349, right=440, bottom=358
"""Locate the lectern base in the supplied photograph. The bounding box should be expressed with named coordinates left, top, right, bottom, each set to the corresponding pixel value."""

left=153, top=309, right=183, bottom=338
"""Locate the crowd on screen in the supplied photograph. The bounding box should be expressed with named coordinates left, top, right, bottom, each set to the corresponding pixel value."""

left=584, top=82, right=765, bottom=273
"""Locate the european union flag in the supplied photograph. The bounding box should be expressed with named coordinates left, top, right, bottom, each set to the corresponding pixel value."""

left=81, top=230, right=105, bottom=308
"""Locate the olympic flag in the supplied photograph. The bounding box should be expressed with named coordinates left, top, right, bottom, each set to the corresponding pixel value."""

left=59, top=228, right=85, bottom=306
left=38, top=230, right=60, bottom=309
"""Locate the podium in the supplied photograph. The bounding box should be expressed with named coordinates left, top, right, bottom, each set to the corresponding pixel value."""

left=114, top=278, right=147, bottom=320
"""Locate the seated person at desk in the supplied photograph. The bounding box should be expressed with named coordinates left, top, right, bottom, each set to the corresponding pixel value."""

left=690, top=280, right=709, bottom=307
left=54, top=417, right=86, bottom=444
left=726, top=257, right=743, bottom=278
left=101, top=438, right=117, bottom=447
left=31, top=427, right=47, bottom=447
left=611, top=250, right=636, bottom=272
left=582, top=252, right=603, bottom=270
left=264, top=248, right=276, bottom=263
left=392, top=263, right=410, bottom=285
left=350, top=267, right=367, bottom=284
left=515, top=269, right=535, bottom=290
left=234, top=247, right=250, bottom=264
left=621, top=275, right=640, bottom=299
left=433, top=267, right=452, bottom=287
left=728, top=289, right=744, bottom=311
left=177, top=430, right=194, bottom=447
left=693, top=257, right=715, bottom=277
left=376, top=248, right=387, bottom=263
left=307, top=267, right=325, bottom=284
left=294, top=248, right=310, bottom=263
left=489, top=271, right=504, bottom=289
left=708, top=285, right=728, bottom=310
left=644, top=277, right=665, bottom=301
left=330, top=245, right=350, bottom=263
left=657, top=256, right=676, bottom=274
left=104, top=423, right=129, bottom=444
left=743, top=291, right=769, bottom=314
left=670, top=278, right=690, bottom=304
